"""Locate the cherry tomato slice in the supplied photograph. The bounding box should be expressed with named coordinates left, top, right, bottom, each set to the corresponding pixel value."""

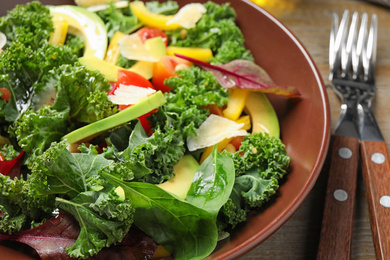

left=137, top=27, right=168, bottom=46
left=0, top=88, right=11, bottom=102
left=152, top=56, right=192, bottom=93
left=117, top=70, right=154, bottom=89
left=109, top=70, right=157, bottom=135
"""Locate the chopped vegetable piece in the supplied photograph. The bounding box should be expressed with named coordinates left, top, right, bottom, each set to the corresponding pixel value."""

left=0, top=88, right=11, bottom=102
left=175, top=54, right=301, bottom=97
left=105, top=31, right=125, bottom=64
left=167, top=46, right=213, bottom=62
left=117, top=70, right=155, bottom=89
left=49, top=19, right=68, bottom=45
left=62, top=91, right=166, bottom=144
left=50, top=5, right=108, bottom=59
left=119, top=33, right=166, bottom=62
left=137, top=27, right=168, bottom=46
left=152, top=55, right=192, bottom=93
left=223, top=88, right=251, bottom=121
left=129, top=1, right=181, bottom=31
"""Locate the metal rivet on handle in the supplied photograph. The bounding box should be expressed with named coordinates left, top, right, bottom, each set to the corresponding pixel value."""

left=371, top=153, right=385, bottom=164
left=380, top=196, right=390, bottom=208
left=338, top=147, right=352, bottom=159
left=333, top=189, right=348, bottom=202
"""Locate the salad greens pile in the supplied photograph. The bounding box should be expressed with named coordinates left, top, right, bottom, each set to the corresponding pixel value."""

left=0, top=1, right=291, bottom=259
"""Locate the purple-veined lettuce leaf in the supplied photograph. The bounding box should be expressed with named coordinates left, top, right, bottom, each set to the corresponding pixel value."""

left=0, top=211, right=158, bottom=260
left=175, top=54, right=300, bottom=98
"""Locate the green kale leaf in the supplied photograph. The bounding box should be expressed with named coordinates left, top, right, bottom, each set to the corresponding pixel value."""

left=217, top=133, right=290, bottom=229
left=151, top=66, right=229, bottom=139
left=0, top=1, right=53, bottom=49
left=120, top=122, right=185, bottom=184
left=97, top=1, right=141, bottom=39
left=56, top=190, right=134, bottom=259
left=167, top=2, right=253, bottom=64
left=31, top=142, right=112, bottom=198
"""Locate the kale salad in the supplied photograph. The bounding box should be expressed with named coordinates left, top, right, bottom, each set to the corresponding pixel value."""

left=0, top=1, right=298, bottom=259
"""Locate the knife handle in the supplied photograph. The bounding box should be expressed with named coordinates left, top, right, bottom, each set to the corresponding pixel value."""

left=317, top=135, right=359, bottom=260
left=360, top=140, right=390, bottom=260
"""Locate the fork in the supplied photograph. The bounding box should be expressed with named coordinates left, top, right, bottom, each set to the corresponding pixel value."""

left=357, top=12, right=390, bottom=260
left=316, top=10, right=361, bottom=260
left=318, top=10, right=390, bottom=260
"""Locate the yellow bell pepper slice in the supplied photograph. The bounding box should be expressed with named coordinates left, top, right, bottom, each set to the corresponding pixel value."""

left=166, top=46, right=213, bottom=62
left=129, top=1, right=181, bottom=31
left=49, top=19, right=68, bottom=45
left=200, top=138, right=232, bottom=164
left=236, top=115, right=251, bottom=131
left=153, top=245, right=171, bottom=259
left=223, top=88, right=251, bottom=121
left=105, top=31, right=125, bottom=65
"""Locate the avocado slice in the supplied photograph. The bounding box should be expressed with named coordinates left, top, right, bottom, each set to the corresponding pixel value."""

left=157, top=155, right=199, bottom=199
left=62, top=91, right=166, bottom=144
left=50, top=5, right=108, bottom=59
left=244, top=92, right=280, bottom=137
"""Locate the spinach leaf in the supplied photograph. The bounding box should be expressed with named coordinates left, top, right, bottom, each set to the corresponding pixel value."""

left=186, top=146, right=235, bottom=218
left=101, top=172, right=218, bottom=260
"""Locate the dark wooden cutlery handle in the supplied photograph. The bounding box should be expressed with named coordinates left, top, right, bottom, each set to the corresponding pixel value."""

left=317, top=135, right=359, bottom=260
left=360, top=140, right=390, bottom=260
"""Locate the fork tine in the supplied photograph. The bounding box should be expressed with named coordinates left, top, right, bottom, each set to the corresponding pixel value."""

left=329, top=13, right=339, bottom=78
left=352, top=13, right=368, bottom=79
left=341, top=12, right=358, bottom=78
left=330, top=10, right=349, bottom=80
left=364, top=14, right=378, bottom=81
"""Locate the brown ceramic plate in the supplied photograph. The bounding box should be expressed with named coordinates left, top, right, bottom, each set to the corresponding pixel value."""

left=0, top=0, right=330, bottom=259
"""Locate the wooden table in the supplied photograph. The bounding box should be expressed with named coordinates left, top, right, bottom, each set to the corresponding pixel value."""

left=240, top=0, right=390, bottom=259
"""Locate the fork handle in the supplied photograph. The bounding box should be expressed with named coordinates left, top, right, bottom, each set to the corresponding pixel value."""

left=317, top=135, right=359, bottom=260
left=360, top=140, right=390, bottom=260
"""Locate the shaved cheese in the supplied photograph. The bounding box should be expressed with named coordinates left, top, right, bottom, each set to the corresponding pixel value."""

left=0, top=32, right=6, bottom=50
left=108, top=84, right=156, bottom=105
left=166, top=3, right=206, bottom=29
left=187, top=114, right=248, bottom=152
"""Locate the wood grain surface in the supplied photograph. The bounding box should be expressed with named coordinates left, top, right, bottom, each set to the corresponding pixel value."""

left=239, top=0, right=390, bottom=259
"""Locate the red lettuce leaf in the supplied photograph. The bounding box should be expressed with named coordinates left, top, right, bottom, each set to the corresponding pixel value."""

left=0, top=151, right=25, bottom=179
left=175, top=54, right=300, bottom=98
left=0, top=211, right=158, bottom=260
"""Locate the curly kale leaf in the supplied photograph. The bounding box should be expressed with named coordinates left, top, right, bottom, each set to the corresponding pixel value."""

left=31, top=142, right=112, bottom=198
left=0, top=144, right=20, bottom=161
left=27, top=142, right=136, bottom=259
left=232, top=133, right=290, bottom=179
left=8, top=105, right=69, bottom=161
left=217, top=133, right=290, bottom=230
left=45, top=64, right=117, bottom=124
left=119, top=122, right=185, bottom=184
left=167, top=2, right=253, bottom=64
left=145, top=1, right=179, bottom=14
left=151, top=66, right=228, bottom=139
left=56, top=190, right=134, bottom=259
left=97, top=1, right=140, bottom=39
left=0, top=174, right=55, bottom=234
left=0, top=1, right=53, bottom=49
left=0, top=41, right=78, bottom=123
left=64, top=34, right=85, bottom=57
